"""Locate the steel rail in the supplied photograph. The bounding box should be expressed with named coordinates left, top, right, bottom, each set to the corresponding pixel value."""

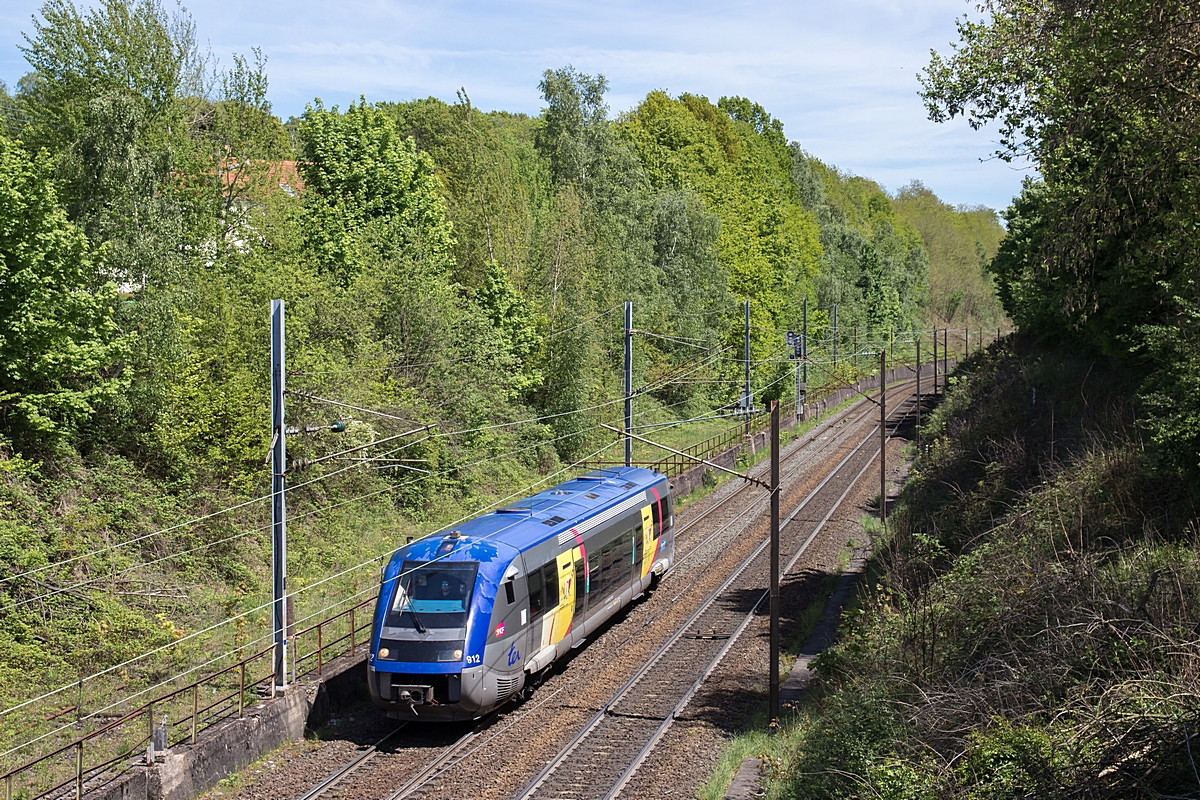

left=604, top=421, right=901, bottom=800
left=606, top=394, right=920, bottom=798
left=381, top=730, right=476, bottom=800
left=291, top=724, right=408, bottom=800
left=665, top=383, right=902, bottom=575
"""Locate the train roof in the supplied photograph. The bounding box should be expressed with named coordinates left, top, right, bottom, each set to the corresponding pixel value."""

left=396, top=467, right=667, bottom=567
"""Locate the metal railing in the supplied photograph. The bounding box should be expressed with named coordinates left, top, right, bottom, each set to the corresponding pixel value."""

left=1, top=596, right=375, bottom=800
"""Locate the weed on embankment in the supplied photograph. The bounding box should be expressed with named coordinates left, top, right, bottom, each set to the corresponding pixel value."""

left=729, top=336, right=1200, bottom=799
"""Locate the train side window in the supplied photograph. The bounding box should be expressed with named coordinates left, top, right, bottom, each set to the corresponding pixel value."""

left=600, top=543, right=615, bottom=592
left=504, top=579, right=515, bottom=605
left=527, top=568, right=544, bottom=616
left=542, top=561, right=560, bottom=611
left=632, top=524, right=641, bottom=569
left=620, top=531, right=634, bottom=583
left=589, top=551, right=603, bottom=598
left=651, top=502, right=662, bottom=538
left=574, top=559, right=586, bottom=614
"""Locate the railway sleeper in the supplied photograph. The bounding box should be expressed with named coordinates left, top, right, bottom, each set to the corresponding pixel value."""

left=603, top=709, right=671, bottom=722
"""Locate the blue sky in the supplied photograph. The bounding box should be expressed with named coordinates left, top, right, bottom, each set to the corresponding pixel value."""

left=0, top=0, right=1034, bottom=211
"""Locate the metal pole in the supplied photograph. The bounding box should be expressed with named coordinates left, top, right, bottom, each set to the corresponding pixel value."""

left=624, top=301, right=633, bottom=468
left=769, top=400, right=780, bottom=727
left=916, top=338, right=921, bottom=448
left=744, top=299, right=751, bottom=435
left=794, top=345, right=802, bottom=420
left=831, top=303, right=838, bottom=367
left=801, top=298, right=808, bottom=387
left=944, top=328, right=948, bottom=380
left=933, top=326, right=938, bottom=396
left=880, top=349, right=887, bottom=526
left=853, top=325, right=858, bottom=378
left=270, top=299, right=288, bottom=693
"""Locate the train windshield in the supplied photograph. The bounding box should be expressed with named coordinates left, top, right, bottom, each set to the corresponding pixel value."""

left=386, top=560, right=479, bottom=630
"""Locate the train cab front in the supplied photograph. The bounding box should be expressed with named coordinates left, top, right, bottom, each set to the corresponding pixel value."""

left=368, top=537, right=498, bottom=722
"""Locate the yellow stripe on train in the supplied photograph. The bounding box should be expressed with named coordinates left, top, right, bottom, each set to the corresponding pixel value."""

left=640, top=504, right=656, bottom=578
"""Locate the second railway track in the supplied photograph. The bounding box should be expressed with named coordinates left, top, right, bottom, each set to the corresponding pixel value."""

left=512, top=389, right=920, bottom=800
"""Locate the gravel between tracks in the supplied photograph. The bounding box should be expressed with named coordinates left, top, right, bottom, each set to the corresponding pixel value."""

left=209, top=392, right=914, bottom=800
left=616, top=431, right=914, bottom=800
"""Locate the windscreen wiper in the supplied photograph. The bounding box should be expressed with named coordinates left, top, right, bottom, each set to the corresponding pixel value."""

left=394, top=586, right=428, bottom=633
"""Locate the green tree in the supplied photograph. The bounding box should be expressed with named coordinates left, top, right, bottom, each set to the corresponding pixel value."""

left=921, top=0, right=1200, bottom=469
left=536, top=66, right=617, bottom=192
left=297, top=98, right=455, bottom=284
left=620, top=92, right=822, bottom=374
left=0, top=135, right=127, bottom=446
left=18, top=0, right=202, bottom=154
left=891, top=180, right=1005, bottom=327
left=380, top=94, right=550, bottom=293
left=791, top=150, right=927, bottom=334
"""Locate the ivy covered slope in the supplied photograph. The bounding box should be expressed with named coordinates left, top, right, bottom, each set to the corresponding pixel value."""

left=776, top=338, right=1200, bottom=799
left=0, top=0, right=1005, bottom=724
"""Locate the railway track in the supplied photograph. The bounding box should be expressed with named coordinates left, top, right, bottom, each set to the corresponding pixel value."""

left=513, top=391, right=919, bottom=800
left=293, top=725, right=409, bottom=800
left=276, top=382, right=920, bottom=800
left=665, top=382, right=907, bottom=579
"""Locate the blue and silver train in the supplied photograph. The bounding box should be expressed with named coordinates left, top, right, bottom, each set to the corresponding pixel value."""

left=367, top=467, right=675, bottom=721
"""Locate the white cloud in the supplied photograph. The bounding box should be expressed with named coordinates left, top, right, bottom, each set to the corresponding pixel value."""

left=0, top=0, right=1026, bottom=209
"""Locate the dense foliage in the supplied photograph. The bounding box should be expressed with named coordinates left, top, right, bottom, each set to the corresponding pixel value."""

left=921, top=0, right=1200, bottom=470
left=0, top=136, right=126, bottom=446
left=776, top=340, right=1200, bottom=799
left=891, top=181, right=1005, bottom=328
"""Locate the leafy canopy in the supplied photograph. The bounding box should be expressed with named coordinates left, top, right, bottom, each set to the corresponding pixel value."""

left=0, top=135, right=127, bottom=444
left=296, top=98, right=455, bottom=284
left=921, top=0, right=1200, bottom=469
left=19, top=0, right=202, bottom=152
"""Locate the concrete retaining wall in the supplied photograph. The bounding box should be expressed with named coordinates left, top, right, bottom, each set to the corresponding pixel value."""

left=85, top=649, right=369, bottom=800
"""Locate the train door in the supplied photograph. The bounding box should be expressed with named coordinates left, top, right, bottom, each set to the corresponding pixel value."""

left=573, top=547, right=587, bottom=629
left=639, top=504, right=655, bottom=581
left=518, top=553, right=543, bottom=669
left=486, top=561, right=529, bottom=676
left=546, top=551, right=576, bottom=650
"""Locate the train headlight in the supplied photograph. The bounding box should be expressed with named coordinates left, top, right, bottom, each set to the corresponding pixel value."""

left=378, top=647, right=390, bottom=659
left=453, top=649, right=463, bottom=660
